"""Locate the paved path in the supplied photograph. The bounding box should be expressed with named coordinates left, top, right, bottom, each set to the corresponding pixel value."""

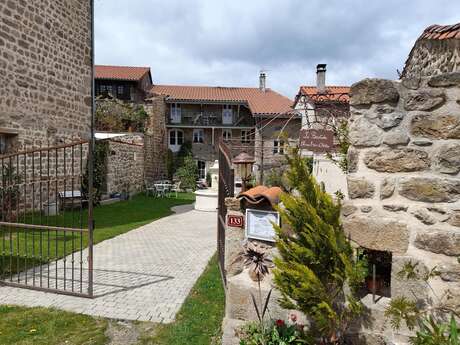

left=0, top=209, right=217, bottom=322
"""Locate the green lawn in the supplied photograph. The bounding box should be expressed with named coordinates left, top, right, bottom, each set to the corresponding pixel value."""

left=0, top=305, right=108, bottom=345
left=0, top=254, right=225, bottom=345
left=143, top=254, right=225, bottom=345
left=0, top=193, right=195, bottom=278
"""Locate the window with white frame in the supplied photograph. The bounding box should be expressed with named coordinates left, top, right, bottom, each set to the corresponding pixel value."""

left=273, top=139, right=285, bottom=154
left=222, top=129, right=232, bottom=142
left=222, top=104, right=233, bottom=125
left=193, top=129, right=204, bottom=143
left=197, top=160, right=206, bottom=180
left=168, top=129, right=183, bottom=152
left=241, top=130, right=251, bottom=144
left=170, top=103, right=181, bottom=123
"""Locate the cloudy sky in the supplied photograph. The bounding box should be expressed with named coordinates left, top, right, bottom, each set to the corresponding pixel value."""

left=95, top=0, right=460, bottom=98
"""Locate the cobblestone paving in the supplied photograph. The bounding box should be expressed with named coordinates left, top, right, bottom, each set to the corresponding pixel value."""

left=0, top=210, right=217, bottom=322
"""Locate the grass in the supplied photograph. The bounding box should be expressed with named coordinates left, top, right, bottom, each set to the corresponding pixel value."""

left=0, top=192, right=195, bottom=277
left=0, top=254, right=225, bottom=345
left=0, top=305, right=108, bottom=345
left=141, top=254, right=225, bottom=345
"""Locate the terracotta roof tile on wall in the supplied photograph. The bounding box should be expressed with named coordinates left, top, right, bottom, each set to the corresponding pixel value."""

left=299, top=86, right=350, bottom=102
left=419, top=23, right=460, bottom=41
left=151, top=85, right=293, bottom=116
left=95, top=65, right=151, bottom=81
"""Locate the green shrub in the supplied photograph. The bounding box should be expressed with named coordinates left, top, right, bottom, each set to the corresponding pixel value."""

left=273, top=148, right=366, bottom=344
left=176, top=154, right=198, bottom=191
left=239, top=320, right=310, bottom=345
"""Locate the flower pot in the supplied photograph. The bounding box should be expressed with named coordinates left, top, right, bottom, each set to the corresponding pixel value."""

left=366, top=276, right=383, bottom=293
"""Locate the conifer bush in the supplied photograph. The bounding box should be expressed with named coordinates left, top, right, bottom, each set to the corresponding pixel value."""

left=273, top=148, right=367, bottom=345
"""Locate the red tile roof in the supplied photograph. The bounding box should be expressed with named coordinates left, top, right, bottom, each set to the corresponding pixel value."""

left=299, top=86, right=350, bottom=102
left=238, top=185, right=283, bottom=207
left=418, top=23, right=460, bottom=40
left=95, top=65, right=151, bottom=81
left=151, top=85, right=293, bottom=116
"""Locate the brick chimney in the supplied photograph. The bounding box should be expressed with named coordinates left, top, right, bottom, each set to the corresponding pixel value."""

left=259, top=71, right=266, bottom=92
left=316, top=64, right=327, bottom=93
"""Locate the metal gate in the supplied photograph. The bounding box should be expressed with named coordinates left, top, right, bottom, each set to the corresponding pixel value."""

left=217, top=141, right=234, bottom=287
left=0, top=141, right=94, bottom=297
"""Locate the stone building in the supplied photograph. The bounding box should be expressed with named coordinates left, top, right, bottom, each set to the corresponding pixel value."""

left=0, top=0, right=92, bottom=154
left=151, top=75, right=294, bottom=182
left=401, top=23, right=460, bottom=79
left=95, top=65, right=152, bottom=103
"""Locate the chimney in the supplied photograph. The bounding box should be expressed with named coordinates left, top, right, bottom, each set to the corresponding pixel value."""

left=259, top=71, right=266, bottom=92
left=316, top=64, right=327, bottom=93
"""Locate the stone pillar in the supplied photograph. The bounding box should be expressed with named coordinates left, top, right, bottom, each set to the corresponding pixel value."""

left=144, top=95, right=167, bottom=182
left=343, top=73, right=460, bottom=343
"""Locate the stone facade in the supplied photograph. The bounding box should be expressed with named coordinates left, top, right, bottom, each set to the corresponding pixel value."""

left=0, top=0, right=92, bottom=152
left=105, top=134, right=144, bottom=196
left=144, top=96, right=167, bottom=182
left=343, top=73, right=460, bottom=343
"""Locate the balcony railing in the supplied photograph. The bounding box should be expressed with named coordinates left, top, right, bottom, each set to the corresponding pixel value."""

left=168, top=110, right=253, bottom=127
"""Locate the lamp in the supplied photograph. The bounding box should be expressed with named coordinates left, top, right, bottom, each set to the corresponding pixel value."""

left=233, top=152, right=255, bottom=192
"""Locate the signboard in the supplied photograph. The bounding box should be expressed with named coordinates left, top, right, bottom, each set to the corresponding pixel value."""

left=227, top=214, right=244, bottom=228
left=299, top=129, right=334, bottom=152
left=245, top=209, right=280, bottom=242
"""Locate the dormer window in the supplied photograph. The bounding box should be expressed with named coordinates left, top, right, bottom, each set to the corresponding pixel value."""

left=222, top=104, right=233, bottom=125
left=171, top=103, right=181, bottom=124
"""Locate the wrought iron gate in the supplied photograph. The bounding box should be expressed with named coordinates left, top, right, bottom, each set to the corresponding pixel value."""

left=217, top=141, right=234, bottom=287
left=0, top=141, right=94, bottom=297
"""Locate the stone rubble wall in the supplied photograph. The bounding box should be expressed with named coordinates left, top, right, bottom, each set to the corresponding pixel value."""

left=403, top=39, right=460, bottom=79
left=0, top=0, right=92, bottom=149
left=144, top=96, right=167, bottom=182
left=105, top=134, right=144, bottom=196
left=343, top=72, right=460, bottom=344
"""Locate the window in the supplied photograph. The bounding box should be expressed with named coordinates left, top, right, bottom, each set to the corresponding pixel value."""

left=273, top=139, right=285, bottom=154
left=170, top=103, right=181, bottom=123
left=117, top=85, right=125, bottom=97
left=193, top=129, right=204, bottom=143
left=222, top=129, right=232, bottom=142
left=357, top=248, right=392, bottom=299
left=222, top=104, right=233, bottom=125
left=197, top=160, right=206, bottom=180
left=241, top=130, right=251, bottom=144
left=168, top=129, right=183, bottom=152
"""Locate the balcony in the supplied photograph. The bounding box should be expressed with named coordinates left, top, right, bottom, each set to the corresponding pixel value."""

left=167, top=109, right=254, bottom=127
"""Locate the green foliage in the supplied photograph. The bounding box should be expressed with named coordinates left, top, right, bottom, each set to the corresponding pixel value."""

left=0, top=164, right=21, bottom=221
left=325, top=120, right=350, bottom=173
left=385, top=260, right=460, bottom=344
left=166, top=149, right=175, bottom=180
left=82, top=141, right=108, bottom=205
left=176, top=154, right=198, bottom=191
left=95, top=98, right=148, bottom=132
left=273, top=147, right=367, bottom=344
left=239, top=320, right=311, bottom=345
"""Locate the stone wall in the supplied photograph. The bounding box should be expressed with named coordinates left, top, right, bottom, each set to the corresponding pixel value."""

left=0, top=0, right=92, bottom=151
left=105, top=134, right=144, bottom=196
left=343, top=73, right=460, bottom=343
left=144, top=96, right=167, bottom=182
left=402, top=38, right=460, bottom=79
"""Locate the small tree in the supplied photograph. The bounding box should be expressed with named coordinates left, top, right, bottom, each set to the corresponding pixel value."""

left=273, top=148, right=367, bottom=344
left=176, top=154, right=198, bottom=191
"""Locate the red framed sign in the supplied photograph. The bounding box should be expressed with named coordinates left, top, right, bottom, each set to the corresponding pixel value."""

left=227, top=214, right=244, bottom=228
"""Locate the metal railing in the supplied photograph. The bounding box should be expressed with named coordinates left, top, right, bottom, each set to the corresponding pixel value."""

left=0, top=141, right=94, bottom=297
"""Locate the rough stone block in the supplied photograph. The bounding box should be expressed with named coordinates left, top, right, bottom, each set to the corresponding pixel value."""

left=428, top=72, right=460, bottom=87
left=347, top=176, right=375, bottom=199
left=436, top=143, right=460, bottom=175
left=364, top=148, right=430, bottom=173
left=410, top=113, right=460, bottom=139
left=383, top=131, right=410, bottom=146
left=412, top=208, right=437, bottom=225
left=221, top=317, right=245, bottom=345
left=439, top=263, right=460, bottom=282
left=342, top=215, right=409, bottom=254
left=391, top=256, right=429, bottom=303
left=380, top=177, right=396, bottom=200
left=398, top=177, right=460, bottom=203
left=349, top=117, right=383, bottom=147
left=350, top=78, right=400, bottom=106
left=404, top=89, right=446, bottom=111
left=382, top=204, right=408, bottom=212
left=347, top=147, right=359, bottom=173
left=341, top=202, right=358, bottom=217
left=415, top=229, right=460, bottom=256
left=448, top=211, right=460, bottom=227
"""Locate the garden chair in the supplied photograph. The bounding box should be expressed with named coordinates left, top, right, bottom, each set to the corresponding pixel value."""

left=145, top=181, right=156, bottom=197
